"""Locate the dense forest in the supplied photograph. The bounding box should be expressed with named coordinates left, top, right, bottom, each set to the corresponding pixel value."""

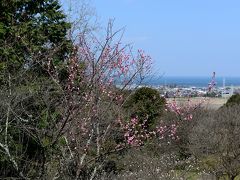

left=1, top=1, right=240, bottom=179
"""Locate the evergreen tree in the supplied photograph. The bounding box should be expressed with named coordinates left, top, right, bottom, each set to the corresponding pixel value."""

left=124, top=87, right=166, bottom=128
left=0, top=1, right=72, bottom=177
left=226, top=94, right=240, bottom=107
left=0, top=0, right=72, bottom=77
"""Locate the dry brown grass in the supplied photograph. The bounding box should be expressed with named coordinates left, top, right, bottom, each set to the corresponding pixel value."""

left=167, top=97, right=228, bottom=110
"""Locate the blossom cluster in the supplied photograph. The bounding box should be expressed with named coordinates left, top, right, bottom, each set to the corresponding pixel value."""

left=120, top=98, right=205, bottom=146
left=118, top=116, right=155, bottom=147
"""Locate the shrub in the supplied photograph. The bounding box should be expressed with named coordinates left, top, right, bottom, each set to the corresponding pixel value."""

left=124, top=87, right=166, bottom=128
left=189, top=105, right=240, bottom=180
left=225, top=94, right=240, bottom=107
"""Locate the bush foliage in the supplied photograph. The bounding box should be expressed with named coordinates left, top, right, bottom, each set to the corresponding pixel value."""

left=124, top=87, right=166, bottom=128
left=1, top=0, right=240, bottom=179
left=226, top=94, right=240, bottom=107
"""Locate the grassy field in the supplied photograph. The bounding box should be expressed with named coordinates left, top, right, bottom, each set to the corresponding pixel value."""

left=167, top=97, right=229, bottom=110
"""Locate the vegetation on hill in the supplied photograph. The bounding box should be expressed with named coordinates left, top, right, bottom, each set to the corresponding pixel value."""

left=1, top=0, right=240, bottom=179
left=226, top=94, right=240, bottom=107
left=124, top=87, right=166, bottom=128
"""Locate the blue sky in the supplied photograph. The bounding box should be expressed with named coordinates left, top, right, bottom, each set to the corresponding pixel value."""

left=62, top=0, right=240, bottom=77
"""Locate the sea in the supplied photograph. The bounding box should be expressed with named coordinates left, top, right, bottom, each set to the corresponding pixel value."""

left=142, top=76, right=240, bottom=88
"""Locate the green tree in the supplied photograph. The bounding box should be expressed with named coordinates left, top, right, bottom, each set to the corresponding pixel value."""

left=0, top=0, right=72, bottom=77
left=0, top=0, right=73, bottom=178
left=124, top=87, right=166, bottom=128
left=225, top=94, right=240, bottom=107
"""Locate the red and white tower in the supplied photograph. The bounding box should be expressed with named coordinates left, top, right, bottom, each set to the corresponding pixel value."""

left=208, top=72, right=216, bottom=92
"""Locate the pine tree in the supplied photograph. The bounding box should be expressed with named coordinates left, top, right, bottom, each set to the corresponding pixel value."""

left=0, top=0, right=72, bottom=76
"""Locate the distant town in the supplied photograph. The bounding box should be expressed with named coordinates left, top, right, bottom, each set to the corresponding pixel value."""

left=154, top=84, right=240, bottom=98
left=118, top=83, right=240, bottom=98
left=137, top=73, right=240, bottom=98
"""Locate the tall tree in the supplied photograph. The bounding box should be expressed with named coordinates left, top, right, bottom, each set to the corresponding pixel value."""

left=0, top=0, right=72, bottom=178
left=0, top=0, right=72, bottom=78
